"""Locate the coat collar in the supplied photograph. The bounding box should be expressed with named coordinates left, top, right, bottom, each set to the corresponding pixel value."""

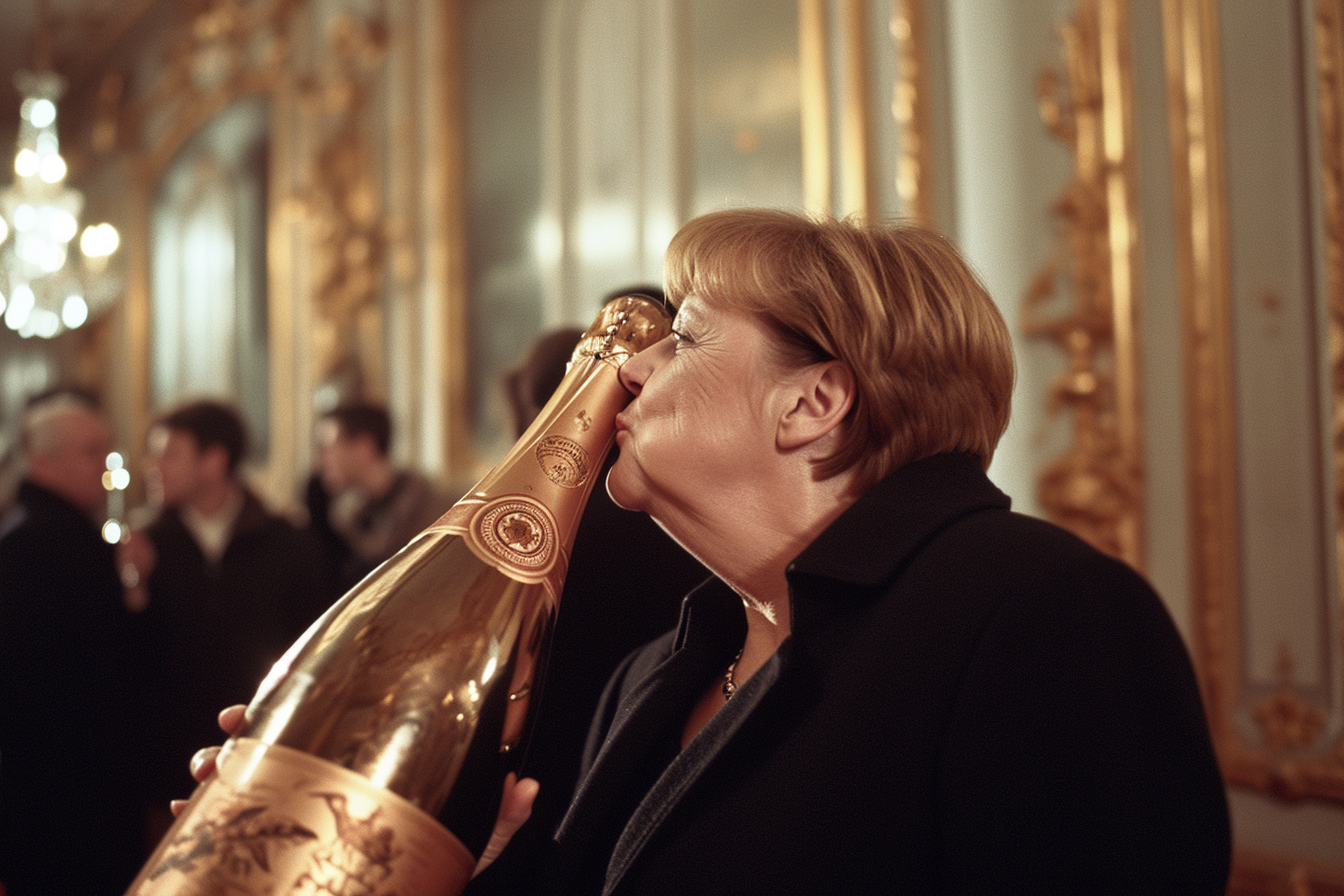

left=789, top=452, right=1010, bottom=589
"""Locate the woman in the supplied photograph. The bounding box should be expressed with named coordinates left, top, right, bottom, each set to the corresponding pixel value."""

left=201, top=210, right=1231, bottom=894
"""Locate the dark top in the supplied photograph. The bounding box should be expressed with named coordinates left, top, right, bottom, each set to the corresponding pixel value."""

left=141, top=488, right=335, bottom=800
left=537, top=453, right=1230, bottom=895
left=473, top=453, right=709, bottom=893
left=0, top=480, right=149, bottom=895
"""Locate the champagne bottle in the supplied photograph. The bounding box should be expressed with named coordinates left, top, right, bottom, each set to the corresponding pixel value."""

left=125, top=295, right=672, bottom=896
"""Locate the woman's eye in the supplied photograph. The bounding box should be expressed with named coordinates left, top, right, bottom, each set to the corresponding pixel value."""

left=671, top=329, right=693, bottom=347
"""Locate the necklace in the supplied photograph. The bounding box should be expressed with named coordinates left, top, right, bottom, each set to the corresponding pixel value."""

left=722, top=649, right=743, bottom=699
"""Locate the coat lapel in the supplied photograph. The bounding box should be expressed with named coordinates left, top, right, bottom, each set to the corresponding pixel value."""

left=550, top=582, right=746, bottom=891
left=601, top=643, right=786, bottom=895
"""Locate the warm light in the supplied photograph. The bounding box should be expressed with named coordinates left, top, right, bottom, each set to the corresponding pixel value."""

left=49, top=208, right=77, bottom=243
left=80, top=223, right=119, bottom=257
left=25, top=97, right=56, bottom=128
left=18, top=231, right=67, bottom=273
left=102, top=468, right=130, bottom=491
left=4, top=284, right=34, bottom=330
left=61, top=294, right=87, bottom=329
left=101, top=519, right=123, bottom=544
left=576, top=203, right=636, bottom=263
left=2, top=74, right=106, bottom=339
left=14, top=148, right=38, bottom=178
left=532, top=215, right=562, bottom=267
left=38, top=153, right=66, bottom=184
left=29, top=308, right=60, bottom=338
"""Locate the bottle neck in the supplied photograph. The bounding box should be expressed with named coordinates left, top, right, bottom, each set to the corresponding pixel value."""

left=432, top=294, right=671, bottom=600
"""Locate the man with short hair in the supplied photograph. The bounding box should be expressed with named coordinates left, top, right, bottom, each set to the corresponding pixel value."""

left=0, top=391, right=147, bottom=895
left=316, top=401, right=453, bottom=587
left=129, top=399, right=334, bottom=806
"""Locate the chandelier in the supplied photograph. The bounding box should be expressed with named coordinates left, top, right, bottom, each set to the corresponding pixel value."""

left=0, top=69, right=120, bottom=339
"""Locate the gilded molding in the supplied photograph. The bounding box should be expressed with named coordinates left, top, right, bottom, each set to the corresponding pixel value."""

left=293, top=10, right=390, bottom=390
left=840, top=0, right=874, bottom=217
left=1167, top=0, right=1344, bottom=804
left=799, top=0, right=879, bottom=219
left=892, top=0, right=933, bottom=225
left=1161, top=0, right=1244, bottom=781
left=135, top=0, right=305, bottom=176
left=1253, top=644, right=1326, bottom=752
left=799, top=0, right=831, bottom=215
left=122, top=0, right=307, bottom=493
left=1317, top=0, right=1344, bottom=794
left=1023, top=0, right=1144, bottom=569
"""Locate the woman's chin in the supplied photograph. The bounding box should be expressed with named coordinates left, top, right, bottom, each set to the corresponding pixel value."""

left=604, top=465, right=646, bottom=512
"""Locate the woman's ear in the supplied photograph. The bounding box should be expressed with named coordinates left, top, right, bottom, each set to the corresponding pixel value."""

left=777, top=360, right=855, bottom=450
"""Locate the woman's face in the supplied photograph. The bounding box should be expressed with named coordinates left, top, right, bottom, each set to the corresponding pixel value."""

left=607, top=293, right=792, bottom=529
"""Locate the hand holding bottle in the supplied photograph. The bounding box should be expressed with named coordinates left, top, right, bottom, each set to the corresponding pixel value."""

left=176, top=704, right=539, bottom=877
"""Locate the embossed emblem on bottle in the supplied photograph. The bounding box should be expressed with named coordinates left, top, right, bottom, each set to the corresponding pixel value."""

left=535, top=435, right=590, bottom=488
left=477, top=497, right=557, bottom=571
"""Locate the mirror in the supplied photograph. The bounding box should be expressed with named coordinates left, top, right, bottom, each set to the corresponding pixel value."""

left=150, top=95, right=271, bottom=459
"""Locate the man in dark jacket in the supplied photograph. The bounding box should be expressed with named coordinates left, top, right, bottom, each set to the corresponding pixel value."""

left=124, top=399, right=334, bottom=806
left=0, top=392, right=147, bottom=895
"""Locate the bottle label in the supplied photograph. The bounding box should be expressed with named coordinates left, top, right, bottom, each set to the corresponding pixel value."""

left=127, top=737, right=476, bottom=896
left=475, top=496, right=559, bottom=573
left=535, top=434, right=591, bottom=488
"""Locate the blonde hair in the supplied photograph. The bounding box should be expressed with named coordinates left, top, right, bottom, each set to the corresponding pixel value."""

left=664, top=208, right=1014, bottom=491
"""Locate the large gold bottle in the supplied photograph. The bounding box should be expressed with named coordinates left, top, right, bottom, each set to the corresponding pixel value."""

left=125, top=295, right=671, bottom=896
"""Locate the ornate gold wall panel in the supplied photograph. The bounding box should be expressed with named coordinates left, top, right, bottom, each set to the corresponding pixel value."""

left=1025, top=0, right=1145, bottom=570
left=293, top=10, right=390, bottom=397
left=1167, top=0, right=1344, bottom=805
left=800, top=0, right=833, bottom=215
left=1316, top=0, right=1344, bottom=789
left=892, top=0, right=933, bottom=226
left=123, top=0, right=305, bottom=495
left=115, top=0, right=423, bottom=499
left=799, top=0, right=879, bottom=220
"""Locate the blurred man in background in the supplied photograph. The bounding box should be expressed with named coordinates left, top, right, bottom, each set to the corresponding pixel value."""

left=123, top=398, right=334, bottom=815
left=0, top=390, right=147, bottom=895
left=315, top=401, right=454, bottom=588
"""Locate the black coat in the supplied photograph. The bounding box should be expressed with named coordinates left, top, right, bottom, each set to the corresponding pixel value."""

left=141, top=488, right=335, bottom=800
left=0, top=481, right=149, bottom=895
left=543, top=453, right=1231, bottom=895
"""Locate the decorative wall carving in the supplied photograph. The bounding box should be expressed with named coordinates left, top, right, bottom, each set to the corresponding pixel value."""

left=1165, top=0, right=1344, bottom=805
left=1024, top=0, right=1144, bottom=570
left=134, top=0, right=305, bottom=174
left=892, top=0, right=932, bottom=225
left=293, top=10, right=389, bottom=397
left=116, top=0, right=401, bottom=498
left=120, top=0, right=307, bottom=493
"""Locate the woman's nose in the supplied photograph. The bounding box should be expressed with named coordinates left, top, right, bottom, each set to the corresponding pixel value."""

left=617, top=334, right=672, bottom=395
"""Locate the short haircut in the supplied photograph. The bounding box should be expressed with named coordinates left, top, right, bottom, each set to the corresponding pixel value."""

left=322, top=403, right=392, bottom=457
left=20, top=390, right=102, bottom=458
left=157, top=400, right=250, bottom=475
left=664, top=209, right=1015, bottom=491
